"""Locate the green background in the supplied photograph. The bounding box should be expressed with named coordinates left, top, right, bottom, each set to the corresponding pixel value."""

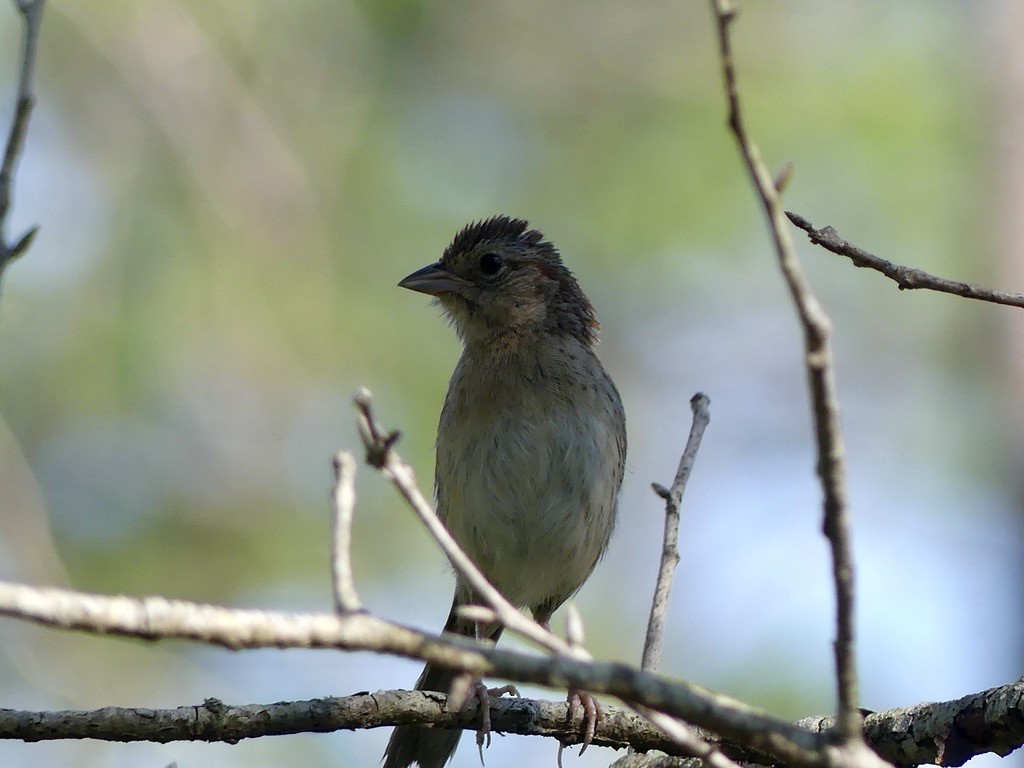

left=0, top=2, right=1019, bottom=766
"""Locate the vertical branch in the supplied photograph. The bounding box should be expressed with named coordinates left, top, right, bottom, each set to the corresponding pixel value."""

left=642, top=392, right=711, bottom=674
left=330, top=451, right=362, bottom=613
left=635, top=392, right=741, bottom=768
left=708, top=0, right=862, bottom=742
left=0, top=0, right=45, bottom=285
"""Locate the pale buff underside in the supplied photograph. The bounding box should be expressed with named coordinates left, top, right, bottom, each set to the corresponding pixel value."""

left=435, top=334, right=626, bottom=615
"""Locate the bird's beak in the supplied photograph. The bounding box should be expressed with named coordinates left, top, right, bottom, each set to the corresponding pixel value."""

left=398, top=262, right=470, bottom=296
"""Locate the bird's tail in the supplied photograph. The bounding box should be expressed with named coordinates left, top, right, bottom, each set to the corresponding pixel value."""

left=382, top=595, right=504, bottom=768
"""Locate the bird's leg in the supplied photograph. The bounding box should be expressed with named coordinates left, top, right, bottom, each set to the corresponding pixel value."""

left=535, top=616, right=602, bottom=755
left=466, top=619, right=520, bottom=760
left=471, top=681, right=520, bottom=755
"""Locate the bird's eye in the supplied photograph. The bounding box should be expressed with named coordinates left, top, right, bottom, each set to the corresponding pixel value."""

left=479, top=253, right=503, bottom=276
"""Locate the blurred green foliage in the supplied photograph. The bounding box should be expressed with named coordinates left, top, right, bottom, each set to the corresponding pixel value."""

left=0, top=2, right=1015, bottom=767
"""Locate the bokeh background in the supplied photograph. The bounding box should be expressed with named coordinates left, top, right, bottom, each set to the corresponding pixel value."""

left=0, top=1, right=1022, bottom=766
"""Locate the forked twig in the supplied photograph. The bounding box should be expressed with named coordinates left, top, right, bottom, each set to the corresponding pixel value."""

left=787, top=211, right=1024, bottom=309
left=634, top=393, right=733, bottom=766
left=709, top=0, right=864, bottom=744
left=0, top=0, right=45, bottom=286
left=643, top=392, right=711, bottom=674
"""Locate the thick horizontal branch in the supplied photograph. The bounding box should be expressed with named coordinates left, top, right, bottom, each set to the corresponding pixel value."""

left=2, top=680, right=1021, bottom=767
left=0, top=693, right=664, bottom=752
left=799, top=678, right=1024, bottom=768
left=786, top=212, right=1024, bottom=308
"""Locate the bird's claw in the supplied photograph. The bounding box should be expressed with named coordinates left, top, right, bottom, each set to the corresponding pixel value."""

left=567, top=689, right=601, bottom=756
left=473, top=683, right=520, bottom=764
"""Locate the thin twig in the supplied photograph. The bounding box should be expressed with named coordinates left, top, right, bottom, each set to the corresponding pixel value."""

left=635, top=394, right=726, bottom=768
left=564, top=603, right=585, bottom=650
left=352, top=387, right=583, bottom=659
left=0, top=0, right=45, bottom=286
left=643, top=392, right=711, bottom=674
left=709, top=1, right=862, bottom=744
left=635, top=708, right=744, bottom=768
left=786, top=211, right=1024, bottom=309
left=330, top=450, right=362, bottom=613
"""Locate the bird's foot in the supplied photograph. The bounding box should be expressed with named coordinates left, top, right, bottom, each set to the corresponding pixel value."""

left=567, top=688, right=601, bottom=755
left=473, top=682, right=520, bottom=762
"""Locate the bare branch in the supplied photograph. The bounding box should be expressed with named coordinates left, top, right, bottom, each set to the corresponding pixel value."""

left=0, top=0, right=45, bottom=285
left=635, top=708, right=745, bottom=768
left=786, top=211, right=1024, bottom=309
left=353, top=387, right=583, bottom=658
left=0, top=693, right=664, bottom=752
left=709, top=1, right=863, bottom=745
left=801, top=677, right=1024, bottom=767
left=564, top=603, right=585, bottom=650
left=636, top=394, right=739, bottom=768
left=330, top=450, right=362, bottom=613
left=2, top=679, right=1021, bottom=767
left=643, top=392, right=711, bottom=674
left=0, top=578, right=835, bottom=765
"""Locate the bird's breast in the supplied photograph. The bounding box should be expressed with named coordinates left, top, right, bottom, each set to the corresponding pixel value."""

left=434, top=342, right=625, bottom=611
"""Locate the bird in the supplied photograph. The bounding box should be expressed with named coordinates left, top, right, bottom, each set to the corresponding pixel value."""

left=383, top=216, right=627, bottom=768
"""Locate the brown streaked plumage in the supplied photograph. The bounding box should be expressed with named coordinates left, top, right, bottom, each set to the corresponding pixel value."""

left=384, top=216, right=626, bottom=768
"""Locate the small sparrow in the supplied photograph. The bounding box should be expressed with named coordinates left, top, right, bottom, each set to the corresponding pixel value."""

left=383, top=216, right=627, bottom=768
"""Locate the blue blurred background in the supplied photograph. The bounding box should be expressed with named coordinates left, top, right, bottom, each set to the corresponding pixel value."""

left=0, top=1, right=1021, bottom=766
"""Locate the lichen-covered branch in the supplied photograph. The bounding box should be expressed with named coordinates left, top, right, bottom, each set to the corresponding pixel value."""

left=800, top=678, right=1024, bottom=768
left=1, top=679, right=1020, bottom=767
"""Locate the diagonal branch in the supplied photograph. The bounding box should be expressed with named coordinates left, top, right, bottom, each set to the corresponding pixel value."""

left=636, top=708, right=742, bottom=768
left=709, top=0, right=864, bottom=747
left=353, top=387, right=582, bottom=658
left=642, top=392, right=711, bottom=674
left=786, top=211, right=1024, bottom=308
left=0, top=578, right=834, bottom=765
left=0, top=0, right=45, bottom=287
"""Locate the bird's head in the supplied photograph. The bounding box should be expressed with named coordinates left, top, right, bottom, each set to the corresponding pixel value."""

left=399, top=216, right=598, bottom=347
